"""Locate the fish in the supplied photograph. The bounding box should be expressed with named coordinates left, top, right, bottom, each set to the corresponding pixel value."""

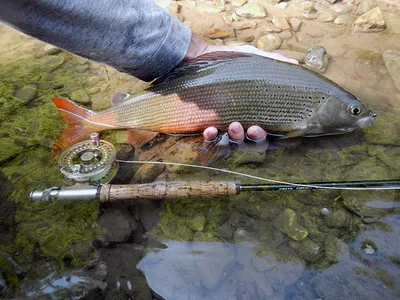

left=52, top=52, right=376, bottom=152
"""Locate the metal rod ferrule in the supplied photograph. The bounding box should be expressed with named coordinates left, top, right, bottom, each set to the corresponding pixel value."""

left=30, top=186, right=100, bottom=202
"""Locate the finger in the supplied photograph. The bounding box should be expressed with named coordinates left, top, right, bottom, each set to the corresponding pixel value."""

left=246, top=126, right=267, bottom=141
left=203, top=127, right=219, bottom=141
left=228, top=122, right=245, bottom=142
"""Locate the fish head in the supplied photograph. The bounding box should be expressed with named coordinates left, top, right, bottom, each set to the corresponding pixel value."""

left=316, top=95, right=376, bottom=134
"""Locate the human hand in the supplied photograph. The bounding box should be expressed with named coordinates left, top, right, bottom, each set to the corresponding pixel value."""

left=184, top=33, right=298, bottom=143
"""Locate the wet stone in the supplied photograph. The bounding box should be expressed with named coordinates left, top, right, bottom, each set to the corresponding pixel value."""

left=237, top=34, right=255, bottom=42
left=355, top=0, right=376, bottom=15
left=235, top=3, right=267, bottom=18
left=14, top=84, right=37, bottom=103
left=290, top=18, right=302, bottom=32
left=274, top=208, right=309, bottom=241
left=293, top=0, right=317, bottom=16
left=41, top=55, right=65, bottom=71
left=382, top=49, right=400, bottom=93
left=87, top=87, right=100, bottom=95
left=353, top=7, right=386, bottom=32
left=334, top=14, right=356, bottom=25
left=231, top=20, right=257, bottom=30
left=257, top=34, right=282, bottom=52
left=187, top=214, right=206, bottom=232
left=196, top=1, right=225, bottom=13
left=71, top=89, right=91, bottom=105
left=330, top=3, right=355, bottom=14
left=305, top=46, right=329, bottom=72
left=272, top=17, right=290, bottom=30
left=251, top=254, right=277, bottom=272
left=133, top=163, right=166, bottom=183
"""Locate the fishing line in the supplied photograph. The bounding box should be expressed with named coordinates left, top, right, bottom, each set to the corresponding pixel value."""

left=115, top=160, right=399, bottom=191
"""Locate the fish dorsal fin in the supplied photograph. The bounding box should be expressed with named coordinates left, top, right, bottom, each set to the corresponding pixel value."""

left=150, top=51, right=257, bottom=86
left=111, top=92, right=131, bottom=106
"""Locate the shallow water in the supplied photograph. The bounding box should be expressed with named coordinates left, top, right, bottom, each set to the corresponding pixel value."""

left=1, top=1, right=400, bottom=299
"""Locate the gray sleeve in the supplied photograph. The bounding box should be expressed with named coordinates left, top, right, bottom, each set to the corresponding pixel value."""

left=0, top=0, right=192, bottom=81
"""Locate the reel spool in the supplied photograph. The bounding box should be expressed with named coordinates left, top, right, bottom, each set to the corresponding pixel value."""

left=58, top=132, right=118, bottom=185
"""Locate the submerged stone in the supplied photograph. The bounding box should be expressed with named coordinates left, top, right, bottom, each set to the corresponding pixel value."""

left=274, top=209, right=308, bottom=241
left=355, top=0, right=376, bottom=15
left=232, top=0, right=247, bottom=7
left=324, top=235, right=348, bottom=263
left=98, top=209, right=137, bottom=244
left=290, top=238, right=321, bottom=262
left=41, top=55, right=65, bottom=72
left=257, top=34, right=282, bottom=52
left=290, top=18, right=302, bottom=32
left=204, top=27, right=235, bottom=38
left=330, top=3, right=355, bottom=14
left=353, top=7, right=386, bottom=32
left=305, top=46, right=329, bottom=72
left=14, top=84, right=37, bottom=103
left=323, top=209, right=351, bottom=228
left=187, top=214, right=206, bottom=232
left=385, top=13, right=400, bottom=34
left=272, top=17, right=290, bottom=30
left=231, top=20, right=257, bottom=30
left=43, top=44, right=62, bottom=55
left=334, top=14, right=356, bottom=25
left=133, top=163, right=166, bottom=183
left=251, top=254, right=277, bottom=272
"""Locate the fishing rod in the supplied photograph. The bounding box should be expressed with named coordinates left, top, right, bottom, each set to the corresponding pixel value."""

left=29, top=133, right=400, bottom=202
left=30, top=179, right=400, bottom=202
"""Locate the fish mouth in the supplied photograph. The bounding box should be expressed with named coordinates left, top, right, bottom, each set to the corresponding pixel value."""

left=357, top=111, right=377, bottom=128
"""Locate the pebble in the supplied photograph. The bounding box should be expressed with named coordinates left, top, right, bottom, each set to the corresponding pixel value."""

left=382, top=49, right=400, bottom=93
left=204, top=27, right=234, bottom=39
left=196, top=2, right=225, bottom=13
left=290, top=18, right=302, bottom=32
left=14, top=84, right=37, bottom=103
left=272, top=17, right=290, bottom=30
left=305, top=46, right=329, bottom=72
left=355, top=0, right=376, bottom=15
left=317, top=11, right=336, bottom=22
left=235, top=3, right=267, bottom=18
left=134, top=163, right=166, bottom=183
left=330, top=3, right=355, bottom=14
left=363, top=244, right=375, bottom=254
left=334, top=13, right=356, bottom=25
left=87, top=87, right=100, bottom=95
left=232, top=0, right=247, bottom=7
left=187, top=215, right=206, bottom=232
left=353, top=7, right=386, bottom=32
left=231, top=20, right=257, bottom=30
left=257, top=34, right=282, bottom=52
left=71, top=90, right=91, bottom=105
left=293, top=0, right=317, bottom=16
left=224, top=38, right=248, bottom=46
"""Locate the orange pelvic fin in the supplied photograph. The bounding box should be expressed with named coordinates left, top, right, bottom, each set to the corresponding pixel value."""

left=127, top=129, right=159, bottom=148
left=52, top=97, right=107, bottom=156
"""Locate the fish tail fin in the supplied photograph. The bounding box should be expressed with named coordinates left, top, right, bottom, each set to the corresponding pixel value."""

left=52, top=97, right=105, bottom=156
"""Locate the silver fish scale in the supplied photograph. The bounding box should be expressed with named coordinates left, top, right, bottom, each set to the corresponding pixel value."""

left=108, top=54, right=357, bottom=133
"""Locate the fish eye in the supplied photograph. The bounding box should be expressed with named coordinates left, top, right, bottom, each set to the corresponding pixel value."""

left=349, top=105, right=362, bottom=116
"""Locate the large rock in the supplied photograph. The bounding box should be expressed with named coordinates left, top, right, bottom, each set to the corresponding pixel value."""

left=382, top=49, right=400, bottom=93
left=353, top=7, right=386, bottom=32
left=257, top=34, right=282, bottom=52
left=274, top=209, right=308, bottom=241
left=235, top=3, right=267, bottom=18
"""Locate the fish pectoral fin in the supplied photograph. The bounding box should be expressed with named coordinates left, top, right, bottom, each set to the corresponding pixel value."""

left=127, top=129, right=159, bottom=148
left=280, top=126, right=318, bottom=139
left=111, top=92, right=131, bottom=106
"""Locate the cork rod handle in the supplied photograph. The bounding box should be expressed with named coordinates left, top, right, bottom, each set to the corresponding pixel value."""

left=99, top=181, right=239, bottom=202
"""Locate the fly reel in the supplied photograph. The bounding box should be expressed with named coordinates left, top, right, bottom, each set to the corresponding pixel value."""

left=58, top=132, right=118, bottom=185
